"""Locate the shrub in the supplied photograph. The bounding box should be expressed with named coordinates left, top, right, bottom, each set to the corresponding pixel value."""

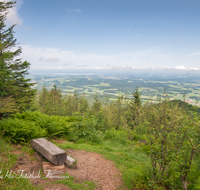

left=0, top=118, right=47, bottom=143
left=14, top=111, right=71, bottom=138
left=0, top=111, right=73, bottom=142
left=35, top=114, right=71, bottom=137
left=13, top=110, right=42, bottom=122
left=104, top=128, right=130, bottom=145
left=68, top=115, right=104, bottom=144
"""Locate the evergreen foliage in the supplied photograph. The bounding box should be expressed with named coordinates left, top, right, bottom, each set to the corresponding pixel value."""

left=38, top=85, right=88, bottom=116
left=126, top=88, right=143, bottom=129
left=0, top=1, right=36, bottom=118
left=133, top=87, right=142, bottom=107
left=92, top=92, right=102, bottom=114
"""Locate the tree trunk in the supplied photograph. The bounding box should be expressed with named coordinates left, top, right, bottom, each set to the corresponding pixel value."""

left=181, top=175, right=187, bottom=190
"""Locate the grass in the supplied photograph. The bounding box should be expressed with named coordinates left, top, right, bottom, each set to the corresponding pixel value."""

left=21, top=145, right=36, bottom=161
left=54, top=172, right=96, bottom=190
left=0, top=137, right=41, bottom=190
left=0, top=121, right=150, bottom=189
left=0, top=137, right=97, bottom=190
left=57, top=139, right=150, bottom=189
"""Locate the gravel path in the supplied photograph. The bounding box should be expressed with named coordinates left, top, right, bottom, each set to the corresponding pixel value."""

left=66, top=149, right=124, bottom=190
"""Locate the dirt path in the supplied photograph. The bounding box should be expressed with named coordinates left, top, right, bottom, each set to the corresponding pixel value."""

left=11, top=145, right=124, bottom=190
left=66, top=149, right=124, bottom=190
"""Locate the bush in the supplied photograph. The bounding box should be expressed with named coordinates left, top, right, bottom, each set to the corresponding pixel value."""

left=13, top=110, right=41, bottom=122
left=0, top=118, right=47, bottom=143
left=104, top=128, right=131, bottom=145
left=35, top=115, right=70, bottom=137
left=68, top=115, right=104, bottom=144
left=14, top=111, right=71, bottom=138
left=0, top=111, right=73, bottom=142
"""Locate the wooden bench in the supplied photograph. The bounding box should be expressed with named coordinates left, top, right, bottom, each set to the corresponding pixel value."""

left=31, top=138, right=67, bottom=166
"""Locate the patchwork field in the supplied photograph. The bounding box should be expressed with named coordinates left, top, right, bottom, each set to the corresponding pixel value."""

left=30, top=71, right=200, bottom=106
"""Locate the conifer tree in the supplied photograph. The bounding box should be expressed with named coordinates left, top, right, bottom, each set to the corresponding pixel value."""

left=38, top=85, right=48, bottom=113
left=0, top=1, right=36, bottom=117
left=79, top=94, right=88, bottom=114
left=92, top=92, right=101, bottom=114
left=126, top=87, right=142, bottom=129
left=132, top=87, right=141, bottom=107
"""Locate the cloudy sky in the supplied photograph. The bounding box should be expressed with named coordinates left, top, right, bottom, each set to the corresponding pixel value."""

left=5, top=0, right=200, bottom=70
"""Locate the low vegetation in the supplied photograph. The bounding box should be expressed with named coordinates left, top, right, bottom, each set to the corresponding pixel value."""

left=1, top=1, right=200, bottom=189
left=1, top=87, right=200, bottom=189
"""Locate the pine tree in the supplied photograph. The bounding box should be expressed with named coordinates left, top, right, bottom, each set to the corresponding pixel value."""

left=50, top=84, right=62, bottom=115
left=0, top=1, right=36, bottom=117
left=126, top=87, right=142, bottom=129
left=92, top=92, right=101, bottom=114
left=79, top=94, right=88, bottom=114
left=132, top=87, right=141, bottom=107
left=38, top=85, right=48, bottom=113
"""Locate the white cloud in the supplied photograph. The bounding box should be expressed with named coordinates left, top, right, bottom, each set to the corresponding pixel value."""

left=189, top=67, right=199, bottom=71
left=20, top=45, right=135, bottom=68
left=18, top=45, right=200, bottom=69
left=76, top=63, right=87, bottom=67
left=110, top=65, right=134, bottom=70
left=45, top=57, right=60, bottom=62
left=111, top=65, right=122, bottom=69
left=182, top=52, right=200, bottom=58
left=4, top=0, right=23, bottom=26
left=175, top=65, right=186, bottom=70
left=122, top=65, right=134, bottom=70
left=20, top=45, right=170, bottom=69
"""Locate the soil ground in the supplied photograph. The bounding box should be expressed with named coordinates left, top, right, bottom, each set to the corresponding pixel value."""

left=11, top=143, right=124, bottom=190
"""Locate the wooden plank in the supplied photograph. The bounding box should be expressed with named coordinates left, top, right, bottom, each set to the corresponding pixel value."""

left=42, top=162, right=65, bottom=177
left=65, top=155, right=76, bottom=166
left=31, top=138, right=67, bottom=165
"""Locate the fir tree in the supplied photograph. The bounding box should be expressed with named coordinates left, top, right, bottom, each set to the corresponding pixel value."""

left=132, top=87, right=141, bottom=107
left=126, top=87, right=142, bottom=129
left=92, top=92, right=101, bottom=114
left=0, top=1, right=36, bottom=118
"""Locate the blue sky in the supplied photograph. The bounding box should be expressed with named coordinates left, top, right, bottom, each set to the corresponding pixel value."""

left=5, top=0, right=200, bottom=70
